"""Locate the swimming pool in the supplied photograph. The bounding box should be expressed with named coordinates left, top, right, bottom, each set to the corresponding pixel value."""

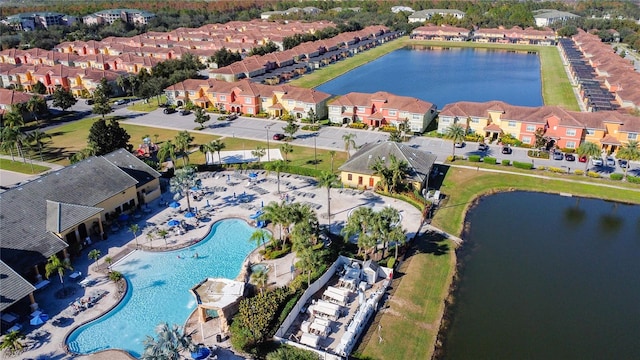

left=66, top=219, right=256, bottom=357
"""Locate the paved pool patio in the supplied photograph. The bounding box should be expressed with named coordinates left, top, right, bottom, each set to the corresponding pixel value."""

left=8, top=170, right=423, bottom=360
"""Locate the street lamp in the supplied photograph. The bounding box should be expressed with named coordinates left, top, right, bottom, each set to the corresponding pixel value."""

left=313, top=132, right=318, bottom=170
left=265, top=125, right=272, bottom=162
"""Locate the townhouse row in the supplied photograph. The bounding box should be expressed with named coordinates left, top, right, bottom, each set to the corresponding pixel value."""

left=438, top=100, right=640, bottom=153
left=411, top=25, right=557, bottom=45
left=164, top=79, right=437, bottom=133
left=0, top=63, right=121, bottom=97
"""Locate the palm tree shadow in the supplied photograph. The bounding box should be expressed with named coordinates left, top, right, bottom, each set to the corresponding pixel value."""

left=405, top=230, right=450, bottom=258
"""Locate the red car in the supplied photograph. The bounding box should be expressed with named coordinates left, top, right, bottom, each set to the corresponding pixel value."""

left=578, top=155, right=587, bottom=163
left=272, top=133, right=285, bottom=140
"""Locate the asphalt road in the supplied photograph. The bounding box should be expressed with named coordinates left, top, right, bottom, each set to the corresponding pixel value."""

left=114, top=107, right=638, bottom=177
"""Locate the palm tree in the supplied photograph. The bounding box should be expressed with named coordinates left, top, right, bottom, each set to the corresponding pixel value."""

left=388, top=154, right=410, bottom=193
left=328, top=150, right=336, bottom=172
left=251, top=269, right=269, bottom=294
left=170, top=166, right=199, bottom=214
left=297, top=248, right=325, bottom=287
left=88, top=249, right=101, bottom=270
left=317, top=171, right=338, bottom=224
left=342, top=133, right=357, bottom=159
left=146, top=231, right=155, bottom=247
left=374, top=206, right=403, bottom=258
left=370, top=157, right=391, bottom=192
left=104, top=256, right=113, bottom=269
left=199, top=139, right=225, bottom=165
left=250, top=229, right=271, bottom=250
left=616, top=140, right=640, bottom=180
left=26, top=129, right=51, bottom=161
left=142, top=322, right=197, bottom=360
left=1, top=126, right=18, bottom=161
left=157, top=140, right=177, bottom=166
left=577, top=141, right=601, bottom=175
left=157, top=229, right=169, bottom=247
left=109, top=270, right=123, bottom=283
left=251, top=146, right=266, bottom=164
left=261, top=201, right=288, bottom=245
left=26, top=95, right=47, bottom=125
left=444, top=123, right=466, bottom=158
left=280, top=143, right=293, bottom=162
left=45, top=254, right=73, bottom=293
left=342, top=206, right=376, bottom=259
left=174, top=131, right=194, bottom=166
left=265, top=160, right=286, bottom=193
left=0, top=330, right=25, bottom=355
left=129, top=223, right=140, bottom=248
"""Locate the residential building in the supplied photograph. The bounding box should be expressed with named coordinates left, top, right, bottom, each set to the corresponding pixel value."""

left=0, top=88, right=39, bottom=119
left=411, top=25, right=471, bottom=41
left=84, top=9, right=156, bottom=26
left=328, top=91, right=437, bottom=132
left=0, top=149, right=161, bottom=314
left=408, top=9, right=466, bottom=23
left=438, top=100, right=640, bottom=153
left=533, top=9, right=580, bottom=27
left=3, top=12, right=74, bottom=30
left=338, top=141, right=437, bottom=191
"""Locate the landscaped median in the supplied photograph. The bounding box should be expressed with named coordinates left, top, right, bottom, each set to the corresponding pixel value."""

left=0, top=158, right=50, bottom=174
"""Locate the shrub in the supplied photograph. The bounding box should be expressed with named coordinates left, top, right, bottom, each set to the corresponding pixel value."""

left=301, top=125, right=321, bottom=131
left=628, top=175, right=640, bottom=184
left=468, top=155, right=481, bottom=162
left=527, top=150, right=550, bottom=159
left=464, top=133, right=483, bottom=142
left=538, top=166, right=546, bottom=171
left=380, top=125, right=397, bottom=133
left=574, top=169, right=584, bottom=176
left=561, top=147, right=576, bottom=154
left=610, top=173, right=623, bottom=181
left=263, top=247, right=290, bottom=260
left=512, top=161, right=533, bottom=170
left=484, top=157, right=497, bottom=165
left=587, top=171, right=601, bottom=178
left=348, top=122, right=367, bottom=130
left=387, top=257, right=396, bottom=269
left=548, top=167, right=565, bottom=173
left=501, top=159, right=511, bottom=166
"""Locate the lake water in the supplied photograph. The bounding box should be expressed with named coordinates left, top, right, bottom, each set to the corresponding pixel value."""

left=316, top=46, right=543, bottom=108
left=443, top=192, right=640, bottom=359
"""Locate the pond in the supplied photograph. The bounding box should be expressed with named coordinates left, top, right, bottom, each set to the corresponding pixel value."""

left=443, top=192, right=640, bottom=359
left=316, top=46, right=543, bottom=108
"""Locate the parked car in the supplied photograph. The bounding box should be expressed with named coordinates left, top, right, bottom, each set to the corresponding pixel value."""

left=578, top=155, right=588, bottom=163
left=565, top=153, right=576, bottom=162
left=85, top=99, right=94, bottom=105
left=553, top=151, right=564, bottom=160
left=454, top=142, right=465, bottom=148
left=226, top=113, right=238, bottom=121
left=618, top=159, right=629, bottom=168
left=272, top=133, right=285, bottom=140
left=163, top=108, right=176, bottom=114
left=478, top=143, right=489, bottom=151
left=501, top=146, right=512, bottom=154
left=605, top=157, right=615, bottom=167
left=114, top=99, right=127, bottom=105
left=591, top=157, right=603, bottom=166
left=179, top=109, right=191, bottom=116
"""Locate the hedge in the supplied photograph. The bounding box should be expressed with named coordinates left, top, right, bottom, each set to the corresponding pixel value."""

left=512, top=161, right=533, bottom=170
left=468, top=155, right=481, bottom=162
left=484, top=157, right=497, bottom=165
left=527, top=150, right=550, bottom=159
left=501, top=159, right=511, bottom=166
left=610, top=173, right=623, bottom=181
left=587, top=171, right=601, bottom=178
left=628, top=175, right=640, bottom=184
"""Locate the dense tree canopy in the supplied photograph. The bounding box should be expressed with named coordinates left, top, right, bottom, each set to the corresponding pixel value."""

left=87, top=118, right=132, bottom=155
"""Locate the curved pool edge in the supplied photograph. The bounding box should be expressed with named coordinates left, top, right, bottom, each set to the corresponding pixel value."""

left=64, top=216, right=260, bottom=357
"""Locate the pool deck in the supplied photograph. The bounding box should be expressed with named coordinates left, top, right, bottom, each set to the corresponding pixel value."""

left=9, top=170, right=423, bottom=360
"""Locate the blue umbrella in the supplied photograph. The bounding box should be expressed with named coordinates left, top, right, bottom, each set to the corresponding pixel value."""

left=168, top=219, right=180, bottom=227
left=184, top=212, right=195, bottom=218
left=248, top=172, right=258, bottom=179
left=191, top=186, right=200, bottom=191
left=30, top=313, right=49, bottom=326
left=168, top=201, right=180, bottom=209
left=190, top=347, right=211, bottom=360
left=118, top=213, right=129, bottom=222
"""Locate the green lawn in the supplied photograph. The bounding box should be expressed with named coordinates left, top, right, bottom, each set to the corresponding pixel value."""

left=432, top=167, right=640, bottom=237
left=127, top=95, right=167, bottom=112
left=0, top=158, right=50, bottom=174
left=359, top=234, right=455, bottom=360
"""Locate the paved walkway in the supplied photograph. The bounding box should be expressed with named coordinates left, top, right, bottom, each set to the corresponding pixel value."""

left=0, top=154, right=64, bottom=188
left=9, top=170, right=423, bottom=360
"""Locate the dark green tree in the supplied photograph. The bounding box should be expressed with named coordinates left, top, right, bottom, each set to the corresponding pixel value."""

left=92, top=88, right=112, bottom=119
left=52, top=86, right=77, bottom=111
left=283, top=119, right=299, bottom=140
left=32, top=81, right=47, bottom=94
left=87, top=118, right=131, bottom=155
left=193, top=107, right=210, bottom=129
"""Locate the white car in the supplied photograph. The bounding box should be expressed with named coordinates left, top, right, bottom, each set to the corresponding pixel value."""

left=591, top=157, right=603, bottom=166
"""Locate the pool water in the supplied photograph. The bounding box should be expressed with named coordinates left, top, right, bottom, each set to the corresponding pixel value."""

left=67, top=219, right=256, bottom=357
left=250, top=263, right=269, bottom=273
